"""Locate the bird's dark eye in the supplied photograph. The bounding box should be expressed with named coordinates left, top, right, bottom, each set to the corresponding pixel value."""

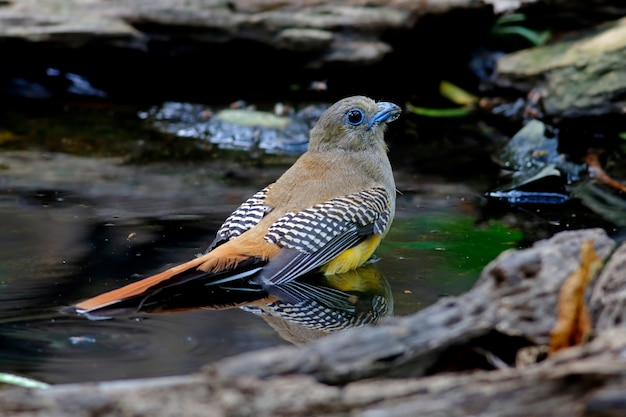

left=346, top=108, right=365, bottom=126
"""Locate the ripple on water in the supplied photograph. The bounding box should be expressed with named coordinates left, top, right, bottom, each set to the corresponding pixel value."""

left=0, top=307, right=286, bottom=384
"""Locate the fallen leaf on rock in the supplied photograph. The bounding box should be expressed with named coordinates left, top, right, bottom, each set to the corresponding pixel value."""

left=549, top=239, right=602, bottom=354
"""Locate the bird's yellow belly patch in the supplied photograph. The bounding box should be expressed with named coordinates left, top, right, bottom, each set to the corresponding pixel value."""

left=320, top=235, right=382, bottom=275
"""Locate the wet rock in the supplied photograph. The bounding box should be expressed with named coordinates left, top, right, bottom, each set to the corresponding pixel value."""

left=487, top=119, right=582, bottom=205
left=142, top=101, right=327, bottom=155
left=491, top=17, right=626, bottom=119
left=485, top=119, right=626, bottom=228
left=495, top=119, right=584, bottom=182
left=275, top=28, right=334, bottom=52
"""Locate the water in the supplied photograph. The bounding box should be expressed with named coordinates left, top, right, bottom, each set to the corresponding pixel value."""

left=0, top=103, right=521, bottom=385
left=0, top=181, right=513, bottom=384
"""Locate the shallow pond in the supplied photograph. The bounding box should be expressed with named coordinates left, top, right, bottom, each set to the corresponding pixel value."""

left=0, top=101, right=616, bottom=385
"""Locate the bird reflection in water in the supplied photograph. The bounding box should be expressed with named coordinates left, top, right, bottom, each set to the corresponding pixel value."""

left=73, top=263, right=393, bottom=345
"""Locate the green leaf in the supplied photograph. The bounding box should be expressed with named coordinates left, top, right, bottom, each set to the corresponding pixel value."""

left=439, top=81, right=479, bottom=106
left=0, top=373, right=50, bottom=389
left=406, top=103, right=471, bottom=118
left=491, top=25, right=551, bottom=46
left=494, top=13, right=528, bottom=26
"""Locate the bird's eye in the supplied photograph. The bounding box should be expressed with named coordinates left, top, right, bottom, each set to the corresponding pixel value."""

left=346, top=108, right=365, bottom=126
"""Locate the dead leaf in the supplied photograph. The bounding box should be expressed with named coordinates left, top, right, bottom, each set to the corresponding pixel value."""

left=585, top=151, right=626, bottom=193
left=548, top=239, right=602, bottom=354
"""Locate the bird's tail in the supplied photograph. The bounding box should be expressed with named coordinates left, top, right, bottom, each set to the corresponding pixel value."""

left=68, top=252, right=267, bottom=318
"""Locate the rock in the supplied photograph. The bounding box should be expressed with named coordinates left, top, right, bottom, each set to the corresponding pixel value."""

left=0, top=0, right=414, bottom=67
left=275, top=28, right=334, bottom=51
left=492, top=17, right=626, bottom=119
left=4, top=0, right=626, bottom=118
left=144, top=101, right=324, bottom=155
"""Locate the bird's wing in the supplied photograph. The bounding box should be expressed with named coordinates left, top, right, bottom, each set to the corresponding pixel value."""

left=206, top=185, right=273, bottom=251
left=259, top=187, right=391, bottom=287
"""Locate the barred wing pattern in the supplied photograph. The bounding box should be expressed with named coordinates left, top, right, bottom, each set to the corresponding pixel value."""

left=265, top=187, right=390, bottom=253
left=206, top=186, right=272, bottom=251
left=260, top=187, right=391, bottom=286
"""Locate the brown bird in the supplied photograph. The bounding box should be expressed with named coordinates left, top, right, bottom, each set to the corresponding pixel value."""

left=71, top=96, right=401, bottom=316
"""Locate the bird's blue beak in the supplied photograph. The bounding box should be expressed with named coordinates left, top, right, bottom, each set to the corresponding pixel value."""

left=367, top=102, right=401, bottom=130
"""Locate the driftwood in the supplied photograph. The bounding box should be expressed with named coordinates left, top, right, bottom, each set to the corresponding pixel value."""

left=2, top=228, right=626, bottom=417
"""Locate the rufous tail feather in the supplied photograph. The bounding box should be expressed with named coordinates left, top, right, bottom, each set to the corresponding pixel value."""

left=74, top=233, right=282, bottom=313
left=74, top=255, right=211, bottom=312
left=75, top=252, right=261, bottom=312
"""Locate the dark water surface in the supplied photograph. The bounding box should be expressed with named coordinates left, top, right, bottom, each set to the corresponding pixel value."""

left=0, top=102, right=524, bottom=384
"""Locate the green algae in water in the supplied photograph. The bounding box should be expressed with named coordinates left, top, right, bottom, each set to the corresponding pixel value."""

left=382, top=213, right=522, bottom=274
left=378, top=212, right=523, bottom=315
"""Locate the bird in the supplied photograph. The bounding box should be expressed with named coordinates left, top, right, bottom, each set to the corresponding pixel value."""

left=70, top=95, right=401, bottom=317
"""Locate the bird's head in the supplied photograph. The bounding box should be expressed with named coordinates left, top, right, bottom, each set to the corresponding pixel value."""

left=308, top=96, right=401, bottom=153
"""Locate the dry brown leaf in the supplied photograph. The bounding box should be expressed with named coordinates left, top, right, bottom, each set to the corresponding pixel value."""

left=585, top=152, right=626, bottom=193
left=548, top=239, right=602, bottom=354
